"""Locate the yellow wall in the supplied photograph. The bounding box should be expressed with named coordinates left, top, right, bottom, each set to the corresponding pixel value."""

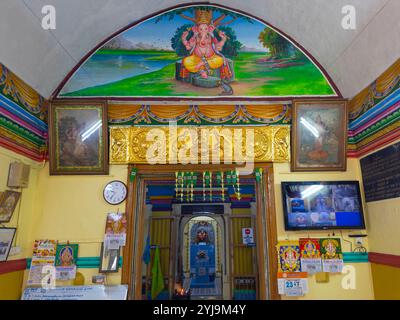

left=23, top=162, right=129, bottom=286
left=0, top=145, right=377, bottom=300
left=366, top=198, right=400, bottom=255
left=359, top=140, right=400, bottom=256
left=273, top=160, right=374, bottom=299
left=0, top=147, right=45, bottom=299
left=357, top=140, right=400, bottom=300
left=370, top=263, right=400, bottom=300
left=0, top=271, right=24, bottom=300
left=0, top=147, right=43, bottom=259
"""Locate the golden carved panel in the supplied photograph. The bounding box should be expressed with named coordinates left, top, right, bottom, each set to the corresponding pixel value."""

left=109, top=126, right=290, bottom=164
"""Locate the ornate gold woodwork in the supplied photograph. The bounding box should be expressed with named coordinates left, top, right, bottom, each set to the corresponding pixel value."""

left=110, top=126, right=290, bottom=164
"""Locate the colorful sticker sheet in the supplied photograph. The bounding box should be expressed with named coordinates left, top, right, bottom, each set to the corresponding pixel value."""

left=32, top=239, right=57, bottom=258
left=277, top=241, right=301, bottom=272
left=299, top=238, right=322, bottom=274
left=28, top=240, right=57, bottom=286
left=319, top=238, right=344, bottom=273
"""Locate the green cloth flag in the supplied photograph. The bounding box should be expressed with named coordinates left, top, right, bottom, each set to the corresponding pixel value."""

left=151, top=246, right=164, bottom=300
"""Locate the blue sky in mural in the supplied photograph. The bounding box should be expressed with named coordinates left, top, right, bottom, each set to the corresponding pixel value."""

left=120, top=12, right=267, bottom=51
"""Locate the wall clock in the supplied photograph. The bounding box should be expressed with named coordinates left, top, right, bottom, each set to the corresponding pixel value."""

left=103, top=180, right=127, bottom=205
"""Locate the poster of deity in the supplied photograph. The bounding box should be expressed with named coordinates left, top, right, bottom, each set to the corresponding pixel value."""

left=319, top=238, right=343, bottom=260
left=58, top=5, right=337, bottom=99
left=291, top=100, right=347, bottom=171
left=55, top=243, right=79, bottom=267
left=299, top=238, right=322, bottom=274
left=319, top=238, right=344, bottom=273
left=55, top=243, right=79, bottom=281
left=104, top=212, right=127, bottom=248
left=277, top=241, right=301, bottom=272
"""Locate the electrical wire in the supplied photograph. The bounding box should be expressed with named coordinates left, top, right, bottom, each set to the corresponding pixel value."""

left=340, top=230, right=353, bottom=252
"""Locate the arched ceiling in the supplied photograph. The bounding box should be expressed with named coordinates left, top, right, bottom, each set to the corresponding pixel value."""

left=0, top=0, right=399, bottom=99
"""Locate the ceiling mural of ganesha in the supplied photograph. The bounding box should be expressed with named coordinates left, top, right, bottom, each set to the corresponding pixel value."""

left=58, top=5, right=338, bottom=98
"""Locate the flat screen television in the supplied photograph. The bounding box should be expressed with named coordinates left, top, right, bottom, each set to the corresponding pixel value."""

left=281, top=181, right=366, bottom=230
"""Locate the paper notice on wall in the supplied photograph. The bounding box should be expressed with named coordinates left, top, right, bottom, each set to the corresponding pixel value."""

left=27, top=240, right=57, bottom=286
left=322, top=259, right=344, bottom=273
left=277, top=272, right=308, bottom=297
left=104, top=234, right=126, bottom=249
left=27, top=266, right=46, bottom=286
left=31, top=256, right=56, bottom=266
left=56, top=266, right=77, bottom=281
left=27, top=257, right=56, bottom=286
left=300, top=258, right=322, bottom=274
left=22, top=285, right=128, bottom=300
left=242, top=228, right=255, bottom=246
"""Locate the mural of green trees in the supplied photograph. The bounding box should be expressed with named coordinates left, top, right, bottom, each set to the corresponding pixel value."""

left=258, top=28, right=297, bottom=58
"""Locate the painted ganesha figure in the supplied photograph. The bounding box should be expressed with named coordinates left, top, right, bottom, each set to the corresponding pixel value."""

left=181, top=24, right=229, bottom=79
left=177, top=10, right=234, bottom=93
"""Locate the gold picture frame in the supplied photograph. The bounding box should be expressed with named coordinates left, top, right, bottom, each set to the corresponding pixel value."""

left=291, top=99, right=348, bottom=172
left=49, top=100, right=109, bottom=175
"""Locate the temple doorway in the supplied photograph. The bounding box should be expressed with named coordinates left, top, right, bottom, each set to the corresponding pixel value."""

left=122, top=164, right=279, bottom=300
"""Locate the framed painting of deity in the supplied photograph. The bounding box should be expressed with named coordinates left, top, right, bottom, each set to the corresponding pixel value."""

left=291, top=99, right=348, bottom=172
left=0, top=190, right=21, bottom=223
left=49, top=100, right=108, bottom=175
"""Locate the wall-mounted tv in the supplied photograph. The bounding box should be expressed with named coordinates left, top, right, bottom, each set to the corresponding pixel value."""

left=281, top=181, right=366, bottom=230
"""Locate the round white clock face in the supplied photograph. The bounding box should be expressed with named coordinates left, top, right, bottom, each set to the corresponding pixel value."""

left=103, top=181, right=127, bottom=205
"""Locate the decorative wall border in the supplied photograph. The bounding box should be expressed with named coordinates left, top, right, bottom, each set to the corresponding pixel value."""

left=347, top=58, right=400, bottom=158
left=0, top=63, right=47, bottom=121
left=349, top=58, right=400, bottom=122
left=108, top=103, right=291, bottom=126
left=109, top=125, right=291, bottom=164
left=0, top=63, right=48, bottom=161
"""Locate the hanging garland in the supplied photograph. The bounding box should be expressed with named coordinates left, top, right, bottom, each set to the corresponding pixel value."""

left=174, top=169, right=244, bottom=203
left=209, top=171, right=213, bottom=202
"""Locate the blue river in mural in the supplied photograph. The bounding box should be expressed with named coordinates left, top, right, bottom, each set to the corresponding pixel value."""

left=61, top=53, right=175, bottom=94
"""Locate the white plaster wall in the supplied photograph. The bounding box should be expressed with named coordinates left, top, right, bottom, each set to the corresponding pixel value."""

left=0, top=0, right=398, bottom=98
